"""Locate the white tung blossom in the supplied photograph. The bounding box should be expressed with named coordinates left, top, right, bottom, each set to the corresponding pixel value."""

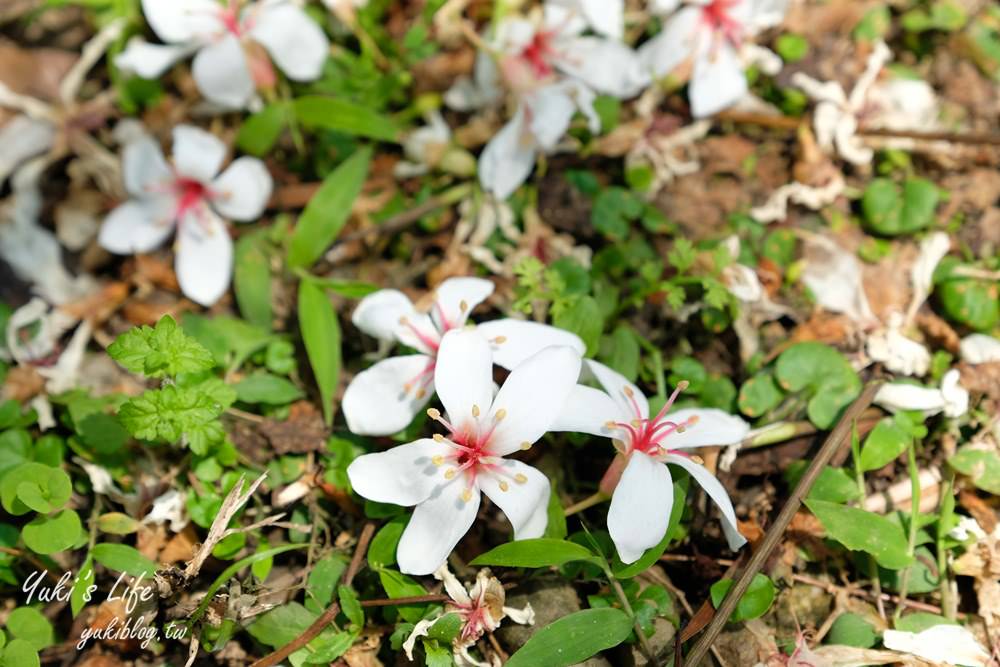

left=117, top=0, right=330, bottom=109
left=99, top=125, right=273, bottom=306
left=874, top=368, right=969, bottom=419
left=347, top=330, right=581, bottom=575
left=343, top=276, right=585, bottom=436
left=552, top=360, right=749, bottom=563
left=640, top=0, right=788, bottom=118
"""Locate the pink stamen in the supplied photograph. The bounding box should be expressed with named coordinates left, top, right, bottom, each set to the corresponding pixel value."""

left=218, top=0, right=243, bottom=37
left=701, top=0, right=744, bottom=47
left=519, top=30, right=559, bottom=79
left=609, top=382, right=694, bottom=456
left=433, top=301, right=453, bottom=332
left=401, top=319, right=441, bottom=352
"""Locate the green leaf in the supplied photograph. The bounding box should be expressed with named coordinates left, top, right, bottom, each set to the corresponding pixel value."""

left=377, top=569, right=429, bottom=622
left=554, top=296, right=603, bottom=357
left=236, top=103, right=287, bottom=156
left=784, top=463, right=861, bottom=504
left=667, top=238, right=696, bottom=273
left=234, top=230, right=273, bottom=330
left=894, top=612, right=957, bottom=633
left=1, top=638, right=39, bottom=667
left=234, top=372, right=304, bottom=405
left=92, top=543, right=157, bottom=578
left=949, top=445, right=1000, bottom=494
left=15, top=467, right=70, bottom=514
left=600, top=325, right=640, bottom=382
left=591, top=187, right=642, bottom=239
left=287, top=148, right=371, bottom=270
left=22, top=509, right=82, bottom=554
left=470, top=538, right=600, bottom=568
left=6, top=607, right=53, bottom=650
left=505, top=608, right=633, bottom=667
left=298, top=281, right=341, bottom=425
left=293, top=97, right=401, bottom=142
left=0, top=429, right=32, bottom=476
left=826, top=612, right=878, bottom=647
left=78, top=413, right=129, bottom=454
left=107, top=315, right=215, bottom=378
left=936, top=278, right=999, bottom=332
left=860, top=417, right=911, bottom=472
left=710, top=573, right=776, bottom=622
left=117, top=385, right=226, bottom=453
left=427, top=613, right=463, bottom=643
left=338, top=585, right=363, bottom=627
left=775, top=342, right=861, bottom=429
left=305, top=554, right=346, bottom=614
left=70, top=557, right=94, bottom=617
left=1, top=462, right=52, bottom=515
left=805, top=499, right=912, bottom=569
left=544, top=481, right=568, bottom=540
left=368, top=515, right=406, bottom=569
left=738, top=373, right=784, bottom=418
left=248, top=602, right=317, bottom=647
left=861, top=178, right=939, bottom=236
left=776, top=33, right=809, bottom=62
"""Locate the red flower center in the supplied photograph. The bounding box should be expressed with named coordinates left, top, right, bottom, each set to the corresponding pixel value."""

left=518, top=30, right=558, bottom=79
left=609, top=381, right=699, bottom=457
left=702, top=0, right=744, bottom=46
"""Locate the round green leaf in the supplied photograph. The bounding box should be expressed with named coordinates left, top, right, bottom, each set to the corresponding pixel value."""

left=1, top=463, right=53, bottom=516
left=948, top=445, right=1000, bottom=494
left=738, top=373, right=784, bottom=418
left=826, top=612, right=877, bottom=648
left=937, top=279, right=999, bottom=332
left=709, top=573, right=776, bottom=622
left=6, top=608, right=53, bottom=651
left=21, top=510, right=83, bottom=555
left=1, top=638, right=39, bottom=667
left=860, top=418, right=911, bottom=472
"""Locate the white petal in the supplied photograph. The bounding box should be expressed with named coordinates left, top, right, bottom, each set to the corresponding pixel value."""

left=141, top=0, right=222, bottom=43
left=431, top=277, right=494, bottom=330
left=476, top=319, right=585, bottom=370
left=960, top=334, right=1000, bottom=365
left=638, top=7, right=700, bottom=79
left=397, top=481, right=481, bottom=575
left=941, top=369, right=969, bottom=419
left=689, top=41, right=747, bottom=117
left=115, top=38, right=195, bottom=79
left=584, top=359, right=648, bottom=420
left=210, top=157, right=272, bottom=221
left=346, top=437, right=449, bottom=506
left=192, top=35, right=255, bottom=109
left=874, top=382, right=945, bottom=415
left=488, top=346, right=582, bottom=455
left=351, top=289, right=436, bottom=353
left=0, top=115, right=53, bottom=184
left=550, top=385, right=621, bottom=437
left=122, top=135, right=172, bottom=198
left=480, top=460, right=550, bottom=539
left=435, top=329, right=494, bottom=426
left=172, top=124, right=227, bottom=182
left=883, top=625, right=989, bottom=667
left=478, top=105, right=536, bottom=201
left=665, top=454, right=746, bottom=551
left=527, top=84, right=582, bottom=149
left=661, top=408, right=749, bottom=449
left=342, top=355, right=435, bottom=436
left=751, top=0, right=790, bottom=31
left=909, top=232, right=950, bottom=316
left=650, top=0, right=682, bottom=14
left=556, top=37, right=649, bottom=98
left=608, top=453, right=674, bottom=563
left=579, top=0, right=624, bottom=39
left=174, top=208, right=233, bottom=306
left=98, top=199, right=175, bottom=254
left=249, top=3, right=329, bottom=81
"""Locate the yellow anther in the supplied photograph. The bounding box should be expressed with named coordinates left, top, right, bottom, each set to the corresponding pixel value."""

left=687, top=415, right=700, bottom=426
left=461, top=488, right=473, bottom=503
left=494, top=408, right=507, bottom=421
left=445, top=469, right=457, bottom=480
left=460, top=299, right=468, bottom=312
left=623, top=386, right=634, bottom=397
left=432, top=455, right=445, bottom=466
left=499, top=481, right=509, bottom=492
left=514, top=473, right=528, bottom=484
left=399, top=316, right=409, bottom=325
left=493, top=336, right=507, bottom=344
left=472, top=404, right=481, bottom=418
left=676, top=380, right=689, bottom=391
left=676, top=425, right=687, bottom=434
left=520, top=441, right=532, bottom=451
left=690, top=455, right=704, bottom=465
left=427, top=408, right=441, bottom=419
left=631, top=419, right=642, bottom=427
left=605, top=421, right=618, bottom=429
left=416, top=389, right=426, bottom=399
left=433, top=433, right=445, bottom=442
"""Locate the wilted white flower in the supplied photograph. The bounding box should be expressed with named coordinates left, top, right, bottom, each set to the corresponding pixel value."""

left=347, top=330, right=581, bottom=574
left=343, top=277, right=584, bottom=435
left=552, top=360, right=749, bottom=562
left=959, top=334, right=1000, bottom=365
left=99, top=125, right=273, bottom=306
left=640, top=0, right=788, bottom=117
left=882, top=624, right=989, bottom=667
left=874, top=368, right=969, bottom=419
left=117, top=0, right=330, bottom=109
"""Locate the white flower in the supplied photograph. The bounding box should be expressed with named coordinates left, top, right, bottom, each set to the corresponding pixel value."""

left=403, top=565, right=534, bottom=667
left=99, top=125, right=273, bottom=306
left=874, top=368, right=969, bottom=419
left=640, top=0, right=788, bottom=117
left=342, top=276, right=585, bottom=435
left=143, top=489, right=189, bottom=532
left=883, top=624, right=989, bottom=667
left=866, top=312, right=931, bottom=377
left=116, top=0, right=330, bottom=109
left=960, top=334, right=1000, bottom=365
left=347, top=330, right=582, bottom=575
left=552, top=360, right=749, bottom=562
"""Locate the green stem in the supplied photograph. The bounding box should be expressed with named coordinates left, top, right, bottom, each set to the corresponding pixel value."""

left=851, top=421, right=887, bottom=620
left=605, top=567, right=656, bottom=664
left=894, top=441, right=922, bottom=622
left=563, top=491, right=609, bottom=517
left=937, top=473, right=955, bottom=620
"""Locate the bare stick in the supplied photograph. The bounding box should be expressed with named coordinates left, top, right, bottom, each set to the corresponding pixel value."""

left=683, top=381, right=884, bottom=666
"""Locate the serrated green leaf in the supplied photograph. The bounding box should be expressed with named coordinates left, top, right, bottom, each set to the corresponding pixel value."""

left=107, top=315, right=215, bottom=378
left=505, top=609, right=633, bottom=667
left=287, top=148, right=372, bottom=270
left=117, top=385, right=226, bottom=453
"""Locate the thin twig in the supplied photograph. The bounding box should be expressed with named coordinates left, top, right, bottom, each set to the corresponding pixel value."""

left=249, top=522, right=375, bottom=667
left=683, top=380, right=884, bottom=666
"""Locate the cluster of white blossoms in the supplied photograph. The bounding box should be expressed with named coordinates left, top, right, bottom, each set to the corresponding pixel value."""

left=344, top=277, right=750, bottom=575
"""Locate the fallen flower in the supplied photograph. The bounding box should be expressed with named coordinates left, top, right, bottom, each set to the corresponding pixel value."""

left=866, top=312, right=931, bottom=377
left=639, top=0, right=788, bottom=117
left=959, top=334, right=1000, bottom=365
left=874, top=368, right=969, bottom=419
left=117, top=0, right=330, bottom=109
left=342, top=276, right=584, bottom=435
left=552, top=360, right=749, bottom=562
left=98, top=125, right=273, bottom=306
left=347, top=330, right=581, bottom=574
left=403, top=565, right=534, bottom=667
